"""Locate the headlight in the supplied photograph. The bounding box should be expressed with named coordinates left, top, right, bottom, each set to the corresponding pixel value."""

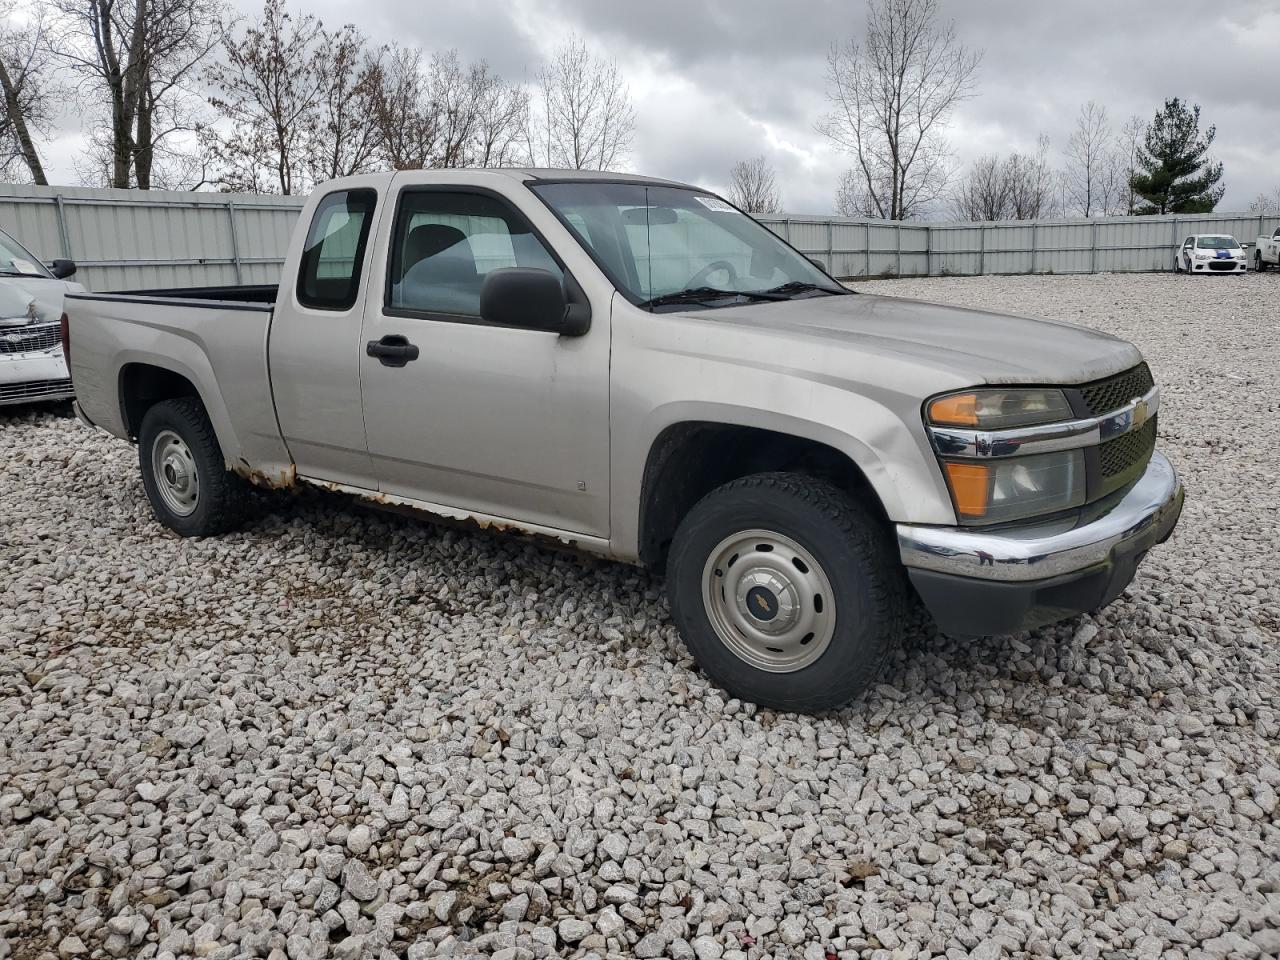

left=928, top=388, right=1072, bottom=430
left=943, top=450, right=1086, bottom=524
left=1194, top=253, right=1210, bottom=260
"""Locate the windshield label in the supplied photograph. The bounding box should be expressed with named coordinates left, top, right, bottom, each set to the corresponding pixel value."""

left=9, top=258, right=39, bottom=275
left=693, top=195, right=737, bottom=213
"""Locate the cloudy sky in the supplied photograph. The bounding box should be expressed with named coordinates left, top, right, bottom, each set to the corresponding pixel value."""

left=41, top=0, right=1280, bottom=215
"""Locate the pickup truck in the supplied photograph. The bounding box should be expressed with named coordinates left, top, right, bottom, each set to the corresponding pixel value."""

left=1254, top=225, right=1280, bottom=271
left=65, top=169, right=1184, bottom=712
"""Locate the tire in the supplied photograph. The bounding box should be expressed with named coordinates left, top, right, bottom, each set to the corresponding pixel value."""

left=138, top=398, right=247, bottom=537
left=1257, top=252, right=1268, bottom=273
left=666, top=472, right=907, bottom=712
left=1173, top=258, right=1181, bottom=274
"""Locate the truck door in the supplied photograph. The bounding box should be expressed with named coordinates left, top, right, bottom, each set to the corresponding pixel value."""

left=269, top=183, right=383, bottom=487
left=358, top=183, right=610, bottom=538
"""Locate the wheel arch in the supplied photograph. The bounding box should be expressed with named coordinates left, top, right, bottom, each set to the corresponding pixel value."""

left=636, top=418, right=897, bottom=569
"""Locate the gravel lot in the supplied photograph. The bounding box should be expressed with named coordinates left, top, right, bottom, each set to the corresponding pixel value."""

left=2, top=273, right=1278, bottom=960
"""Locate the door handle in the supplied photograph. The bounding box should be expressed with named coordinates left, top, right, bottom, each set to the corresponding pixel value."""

left=366, top=334, right=420, bottom=367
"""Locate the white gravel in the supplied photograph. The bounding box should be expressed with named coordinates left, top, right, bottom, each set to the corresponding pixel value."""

left=3, top=272, right=1278, bottom=960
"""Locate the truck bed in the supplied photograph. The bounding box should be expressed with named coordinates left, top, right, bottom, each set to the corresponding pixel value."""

left=65, top=287, right=293, bottom=485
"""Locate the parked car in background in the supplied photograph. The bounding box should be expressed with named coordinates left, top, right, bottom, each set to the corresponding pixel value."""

left=1174, top=234, right=1247, bottom=274
left=65, top=169, right=1183, bottom=711
left=1253, top=226, right=1280, bottom=272
left=1, top=228, right=81, bottom=406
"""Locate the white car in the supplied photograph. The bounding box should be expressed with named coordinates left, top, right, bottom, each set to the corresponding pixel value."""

left=1, top=228, right=83, bottom=406
left=1173, top=234, right=1248, bottom=274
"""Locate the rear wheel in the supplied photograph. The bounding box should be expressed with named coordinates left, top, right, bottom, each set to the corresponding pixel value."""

left=667, top=472, right=907, bottom=712
left=138, top=398, right=248, bottom=536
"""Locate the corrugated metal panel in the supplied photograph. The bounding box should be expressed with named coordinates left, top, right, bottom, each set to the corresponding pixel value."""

left=3, top=184, right=1277, bottom=287
left=0, top=183, right=304, bottom=291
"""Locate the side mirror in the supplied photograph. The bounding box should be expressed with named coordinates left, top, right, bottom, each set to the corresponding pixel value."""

left=808, top=257, right=828, bottom=273
left=49, top=259, right=77, bottom=280
left=479, top=268, right=588, bottom=336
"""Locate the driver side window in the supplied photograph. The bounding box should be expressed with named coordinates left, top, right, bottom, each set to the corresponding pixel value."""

left=387, top=191, right=562, bottom=319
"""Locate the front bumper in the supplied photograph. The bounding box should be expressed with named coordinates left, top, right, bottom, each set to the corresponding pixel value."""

left=896, top=451, right=1183, bottom=635
left=0, top=349, right=74, bottom=406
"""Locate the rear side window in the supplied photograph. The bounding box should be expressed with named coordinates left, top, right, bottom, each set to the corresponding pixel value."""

left=297, top=189, right=376, bottom=310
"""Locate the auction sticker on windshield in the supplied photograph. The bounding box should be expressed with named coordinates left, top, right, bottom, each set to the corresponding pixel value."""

left=694, top=196, right=737, bottom=213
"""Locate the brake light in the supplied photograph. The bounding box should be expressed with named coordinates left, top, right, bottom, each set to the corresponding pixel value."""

left=60, top=311, right=71, bottom=365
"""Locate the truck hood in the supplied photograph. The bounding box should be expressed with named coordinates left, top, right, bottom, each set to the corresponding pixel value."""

left=708, top=291, right=1142, bottom=386
left=0, top=276, right=84, bottom=325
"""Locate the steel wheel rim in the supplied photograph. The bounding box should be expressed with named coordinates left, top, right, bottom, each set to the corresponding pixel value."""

left=700, top=528, right=836, bottom=673
left=151, top=429, right=200, bottom=517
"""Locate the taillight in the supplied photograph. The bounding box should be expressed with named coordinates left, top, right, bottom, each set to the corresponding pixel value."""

left=60, top=311, right=71, bottom=365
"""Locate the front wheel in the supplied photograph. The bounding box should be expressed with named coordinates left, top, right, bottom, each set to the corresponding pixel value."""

left=1257, top=252, right=1269, bottom=273
left=667, top=473, right=907, bottom=712
left=138, top=398, right=248, bottom=537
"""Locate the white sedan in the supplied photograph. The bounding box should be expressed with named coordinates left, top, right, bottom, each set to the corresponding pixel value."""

left=1174, top=234, right=1248, bottom=274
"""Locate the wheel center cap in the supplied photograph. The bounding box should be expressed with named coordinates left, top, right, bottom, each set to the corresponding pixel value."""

left=745, top=585, right=779, bottom=621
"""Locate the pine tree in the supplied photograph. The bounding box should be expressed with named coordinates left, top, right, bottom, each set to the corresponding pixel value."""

left=1130, top=98, right=1224, bottom=214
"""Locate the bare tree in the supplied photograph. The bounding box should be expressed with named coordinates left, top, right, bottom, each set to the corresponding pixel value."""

left=302, top=24, right=383, bottom=184
left=50, top=0, right=223, bottom=189
left=950, top=155, right=1010, bottom=221
left=532, top=34, right=635, bottom=171
left=727, top=155, right=781, bottom=214
left=0, top=1, right=56, bottom=184
left=369, top=46, right=528, bottom=171
left=204, top=0, right=328, bottom=194
left=1117, top=113, right=1144, bottom=215
left=950, top=136, right=1056, bottom=221
left=819, top=0, right=981, bottom=220
left=1249, top=187, right=1280, bottom=215
left=371, top=45, right=437, bottom=171
left=1064, top=101, right=1114, bottom=217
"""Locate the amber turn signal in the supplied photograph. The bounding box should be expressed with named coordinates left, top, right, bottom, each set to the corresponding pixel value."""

left=943, top=462, right=991, bottom=518
left=928, top=393, right=980, bottom=427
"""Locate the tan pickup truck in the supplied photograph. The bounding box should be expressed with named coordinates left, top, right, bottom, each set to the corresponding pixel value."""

left=64, top=169, right=1183, bottom=711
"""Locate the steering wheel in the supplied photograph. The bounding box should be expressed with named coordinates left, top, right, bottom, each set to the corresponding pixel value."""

left=686, top=260, right=739, bottom=289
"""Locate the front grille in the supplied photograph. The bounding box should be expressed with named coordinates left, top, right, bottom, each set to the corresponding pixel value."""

left=0, top=379, right=74, bottom=404
left=1096, top=415, right=1157, bottom=498
left=1078, top=363, right=1154, bottom=416
left=0, top=322, right=61, bottom=355
left=1208, top=260, right=1239, bottom=271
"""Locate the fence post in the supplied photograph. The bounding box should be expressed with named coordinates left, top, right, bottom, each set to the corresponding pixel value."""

left=865, top=221, right=872, bottom=278
left=896, top=224, right=903, bottom=277
left=53, top=195, right=74, bottom=259
left=978, top=224, right=986, bottom=276
left=926, top=224, right=933, bottom=276
left=1090, top=221, right=1098, bottom=274
left=1170, top=218, right=1179, bottom=271
left=1031, top=222, right=1038, bottom=274
left=826, top=220, right=834, bottom=275
left=226, top=199, right=244, bottom=285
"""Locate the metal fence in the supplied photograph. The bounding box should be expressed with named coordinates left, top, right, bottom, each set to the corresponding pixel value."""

left=758, top=211, right=1280, bottom=278
left=0, top=183, right=305, bottom=290
left=2, top=182, right=1277, bottom=290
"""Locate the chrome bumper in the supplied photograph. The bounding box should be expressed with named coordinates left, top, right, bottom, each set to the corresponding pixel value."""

left=897, top=451, right=1183, bottom=583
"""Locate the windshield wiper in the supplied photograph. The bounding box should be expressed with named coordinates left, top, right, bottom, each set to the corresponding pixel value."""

left=761, top=280, right=848, bottom=297
left=637, top=286, right=790, bottom=309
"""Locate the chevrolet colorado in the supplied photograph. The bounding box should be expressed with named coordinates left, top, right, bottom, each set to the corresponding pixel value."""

left=65, top=169, right=1183, bottom=711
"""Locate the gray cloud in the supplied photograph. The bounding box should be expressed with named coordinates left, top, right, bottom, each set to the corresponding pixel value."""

left=39, top=0, right=1280, bottom=214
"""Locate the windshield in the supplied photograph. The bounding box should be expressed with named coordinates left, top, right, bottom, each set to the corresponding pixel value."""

left=0, top=230, right=53, bottom=278
left=1195, top=236, right=1238, bottom=249
left=530, top=181, right=841, bottom=309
